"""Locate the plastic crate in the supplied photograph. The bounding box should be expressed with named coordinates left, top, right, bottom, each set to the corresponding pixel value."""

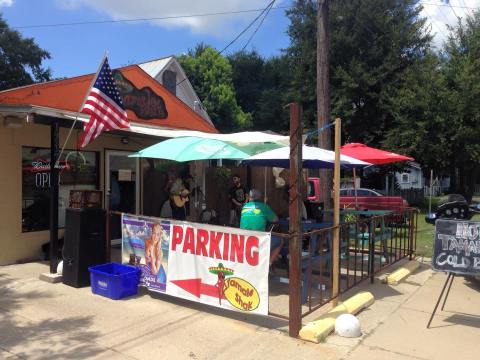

left=88, top=263, right=140, bottom=300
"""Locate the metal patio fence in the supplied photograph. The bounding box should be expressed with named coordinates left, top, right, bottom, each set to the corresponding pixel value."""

left=268, top=208, right=418, bottom=319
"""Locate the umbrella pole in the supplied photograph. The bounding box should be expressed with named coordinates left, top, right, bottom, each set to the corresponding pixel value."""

left=353, top=167, right=358, bottom=210
left=429, top=169, right=433, bottom=214
left=332, top=118, right=341, bottom=307
left=264, top=167, right=267, bottom=202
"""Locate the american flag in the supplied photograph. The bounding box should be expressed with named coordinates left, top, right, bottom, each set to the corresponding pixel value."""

left=78, top=57, right=129, bottom=148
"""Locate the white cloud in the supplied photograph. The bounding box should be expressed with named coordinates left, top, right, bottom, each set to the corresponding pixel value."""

left=55, top=0, right=282, bottom=37
left=420, top=0, right=480, bottom=48
left=0, top=0, right=14, bottom=7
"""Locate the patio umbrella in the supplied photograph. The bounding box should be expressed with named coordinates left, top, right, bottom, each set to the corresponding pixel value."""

left=340, top=143, right=414, bottom=208
left=129, top=137, right=251, bottom=162
left=340, top=143, right=413, bottom=165
left=242, top=145, right=371, bottom=169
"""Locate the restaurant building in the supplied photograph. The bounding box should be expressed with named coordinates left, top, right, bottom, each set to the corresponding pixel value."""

left=0, top=59, right=217, bottom=265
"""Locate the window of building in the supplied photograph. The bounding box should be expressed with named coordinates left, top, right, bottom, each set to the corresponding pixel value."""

left=401, top=173, right=409, bottom=183
left=22, top=147, right=99, bottom=232
left=162, top=70, right=177, bottom=95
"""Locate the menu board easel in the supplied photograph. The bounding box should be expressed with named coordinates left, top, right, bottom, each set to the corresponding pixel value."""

left=427, top=219, right=480, bottom=328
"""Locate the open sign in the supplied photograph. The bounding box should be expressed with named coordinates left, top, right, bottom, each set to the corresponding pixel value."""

left=35, top=172, right=50, bottom=188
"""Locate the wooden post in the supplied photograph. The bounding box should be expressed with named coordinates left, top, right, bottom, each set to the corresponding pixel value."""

left=49, top=118, right=59, bottom=273
left=332, top=118, right=341, bottom=305
left=317, top=0, right=332, bottom=216
left=288, top=103, right=303, bottom=337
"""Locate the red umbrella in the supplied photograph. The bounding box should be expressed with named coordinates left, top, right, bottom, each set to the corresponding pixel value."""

left=340, top=143, right=414, bottom=165
left=341, top=143, right=414, bottom=209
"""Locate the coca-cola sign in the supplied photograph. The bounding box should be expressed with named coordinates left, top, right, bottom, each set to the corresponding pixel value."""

left=113, top=70, right=168, bottom=120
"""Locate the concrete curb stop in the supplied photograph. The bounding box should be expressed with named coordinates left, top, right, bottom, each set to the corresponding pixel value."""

left=298, top=291, right=374, bottom=343
left=39, top=272, right=63, bottom=283
left=384, top=260, right=420, bottom=285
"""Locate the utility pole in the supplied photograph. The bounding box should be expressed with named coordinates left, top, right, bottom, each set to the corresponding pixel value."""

left=317, top=0, right=333, bottom=214
left=288, top=103, right=303, bottom=338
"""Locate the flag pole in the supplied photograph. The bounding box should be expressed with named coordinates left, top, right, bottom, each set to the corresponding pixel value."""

left=55, top=52, right=108, bottom=167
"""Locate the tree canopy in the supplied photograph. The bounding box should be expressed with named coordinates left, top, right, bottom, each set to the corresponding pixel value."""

left=177, top=1, right=480, bottom=195
left=178, top=44, right=252, bottom=132
left=285, top=0, right=432, bottom=144
left=385, top=10, right=480, bottom=198
left=0, top=13, right=51, bottom=90
left=228, top=50, right=291, bottom=132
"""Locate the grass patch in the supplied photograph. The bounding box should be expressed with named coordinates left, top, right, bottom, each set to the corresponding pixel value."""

left=415, top=212, right=435, bottom=258
left=415, top=211, right=480, bottom=258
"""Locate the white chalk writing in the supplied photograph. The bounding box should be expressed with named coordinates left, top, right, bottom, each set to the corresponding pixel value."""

left=455, top=222, right=480, bottom=241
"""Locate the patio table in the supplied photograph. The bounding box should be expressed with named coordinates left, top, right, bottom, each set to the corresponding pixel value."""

left=273, top=219, right=333, bottom=304
left=337, top=209, right=393, bottom=268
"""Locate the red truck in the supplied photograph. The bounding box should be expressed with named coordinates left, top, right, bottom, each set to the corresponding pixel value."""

left=307, top=177, right=408, bottom=212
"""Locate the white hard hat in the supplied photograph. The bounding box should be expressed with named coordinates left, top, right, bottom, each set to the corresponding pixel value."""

left=335, top=313, right=361, bottom=338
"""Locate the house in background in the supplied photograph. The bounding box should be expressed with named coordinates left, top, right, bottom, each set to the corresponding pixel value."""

left=139, top=56, right=213, bottom=126
left=395, top=162, right=424, bottom=190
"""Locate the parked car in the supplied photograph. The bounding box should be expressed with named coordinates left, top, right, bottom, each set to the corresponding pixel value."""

left=339, top=188, right=383, bottom=197
left=307, top=178, right=408, bottom=213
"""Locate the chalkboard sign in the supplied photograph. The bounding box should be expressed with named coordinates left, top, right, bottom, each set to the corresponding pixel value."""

left=432, top=219, right=480, bottom=275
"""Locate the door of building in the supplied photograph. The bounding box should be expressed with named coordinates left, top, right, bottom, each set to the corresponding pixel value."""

left=105, top=150, right=140, bottom=245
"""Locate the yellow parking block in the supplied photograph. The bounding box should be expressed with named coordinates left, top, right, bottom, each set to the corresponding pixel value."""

left=384, top=260, right=420, bottom=285
left=299, top=291, right=374, bottom=343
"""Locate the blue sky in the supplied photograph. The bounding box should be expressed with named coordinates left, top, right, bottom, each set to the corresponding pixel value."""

left=1, top=0, right=293, bottom=78
left=1, top=0, right=478, bottom=79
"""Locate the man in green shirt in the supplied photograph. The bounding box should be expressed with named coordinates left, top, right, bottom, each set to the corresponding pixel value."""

left=240, top=189, right=283, bottom=266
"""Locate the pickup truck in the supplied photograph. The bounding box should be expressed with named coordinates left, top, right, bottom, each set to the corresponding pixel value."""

left=307, top=177, right=408, bottom=213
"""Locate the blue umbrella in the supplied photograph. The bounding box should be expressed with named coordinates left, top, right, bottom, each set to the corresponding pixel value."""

left=242, top=145, right=371, bottom=169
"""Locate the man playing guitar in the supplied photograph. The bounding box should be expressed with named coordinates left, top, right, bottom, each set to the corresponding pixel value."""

left=169, top=175, right=189, bottom=220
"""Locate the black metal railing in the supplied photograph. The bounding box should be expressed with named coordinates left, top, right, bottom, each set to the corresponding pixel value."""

left=267, top=208, right=418, bottom=319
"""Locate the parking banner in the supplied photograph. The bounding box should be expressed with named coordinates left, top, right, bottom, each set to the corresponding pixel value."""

left=121, top=214, right=270, bottom=315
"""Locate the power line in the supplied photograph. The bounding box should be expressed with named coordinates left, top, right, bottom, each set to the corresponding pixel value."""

left=11, top=1, right=477, bottom=31
left=241, top=0, right=276, bottom=51
left=424, top=2, right=457, bottom=27
left=423, top=5, right=445, bottom=37
left=12, top=4, right=290, bottom=30
left=418, top=1, right=478, bottom=10
left=175, top=0, right=275, bottom=88
left=447, top=1, right=461, bottom=19
left=218, top=0, right=276, bottom=55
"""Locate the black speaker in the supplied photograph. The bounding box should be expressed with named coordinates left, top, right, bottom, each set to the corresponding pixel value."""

left=63, top=208, right=107, bottom=288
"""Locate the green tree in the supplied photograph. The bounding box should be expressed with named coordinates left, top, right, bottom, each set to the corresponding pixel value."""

left=228, top=50, right=265, bottom=114
left=285, top=0, right=432, bottom=144
left=228, top=50, right=291, bottom=132
left=284, top=0, right=317, bottom=127
left=178, top=44, right=251, bottom=132
left=385, top=10, right=480, bottom=199
left=0, top=14, right=51, bottom=90
left=383, top=52, right=452, bottom=175
left=440, top=11, right=480, bottom=198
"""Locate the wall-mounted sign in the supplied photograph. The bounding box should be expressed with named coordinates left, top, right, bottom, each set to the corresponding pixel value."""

left=113, top=70, right=168, bottom=120
left=118, top=169, right=133, bottom=182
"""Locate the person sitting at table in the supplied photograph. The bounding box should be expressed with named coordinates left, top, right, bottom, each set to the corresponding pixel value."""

left=240, top=189, right=283, bottom=267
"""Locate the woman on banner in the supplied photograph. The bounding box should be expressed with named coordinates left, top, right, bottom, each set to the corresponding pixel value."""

left=145, top=223, right=167, bottom=283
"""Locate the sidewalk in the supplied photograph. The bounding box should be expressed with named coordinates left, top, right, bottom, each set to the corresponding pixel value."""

left=0, top=260, right=479, bottom=360
left=343, top=264, right=480, bottom=360
left=0, top=262, right=329, bottom=360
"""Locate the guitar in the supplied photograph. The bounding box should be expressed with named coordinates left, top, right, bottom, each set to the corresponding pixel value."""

left=172, top=190, right=190, bottom=208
